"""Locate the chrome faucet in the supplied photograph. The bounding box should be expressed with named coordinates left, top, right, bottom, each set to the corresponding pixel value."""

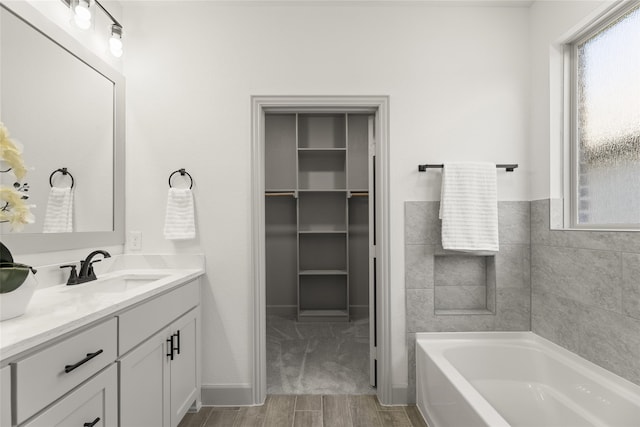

left=61, top=249, right=111, bottom=285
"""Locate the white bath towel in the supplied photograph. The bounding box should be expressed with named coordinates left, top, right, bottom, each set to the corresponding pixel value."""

left=43, top=187, right=74, bottom=233
left=163, top=188, right=196, bottom=240
left=439, top=162, right=498, bottom=253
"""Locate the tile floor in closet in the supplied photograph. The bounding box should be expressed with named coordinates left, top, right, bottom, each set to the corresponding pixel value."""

left=266, top=314, right=373, bottom=395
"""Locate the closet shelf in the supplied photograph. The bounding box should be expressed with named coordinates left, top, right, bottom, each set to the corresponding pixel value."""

left=299, top=269, right=348, bottom=276
left=298, top=147, right=347, bottom=152
left=299, top=228, right=347, bottom=234
left=298, top=309, right=349, bottom=321
left=298, top=188, right=347, bottom=192
left=266, top=189, right=296, bottom=195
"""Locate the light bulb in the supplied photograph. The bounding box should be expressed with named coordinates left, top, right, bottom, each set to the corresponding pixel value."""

left=110, top=25, right=123, bottom=58
left=74, top=1, right=90, bottom=20
left=74, top=0, right=91, bottom=29
left=110, top=41, right=123, bottom=57
left=74, top=14, right=91, bottom=29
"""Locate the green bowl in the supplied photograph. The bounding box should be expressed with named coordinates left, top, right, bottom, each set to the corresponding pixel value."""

left=0, top=263, right=31, bottom=294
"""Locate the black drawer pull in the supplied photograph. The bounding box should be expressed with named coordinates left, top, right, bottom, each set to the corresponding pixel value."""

left=173, top=330, right=180, bottom=355
left=167, top=336, right=174, bottom=360
left=64, top=349, right=104, bottom=373
left=84, top=417, right=100, bottom=427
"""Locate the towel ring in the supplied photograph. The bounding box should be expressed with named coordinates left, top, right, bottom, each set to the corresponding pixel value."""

left=168, top=168, right=193, bottom=189
left=49, top=168, right=75, bottom=188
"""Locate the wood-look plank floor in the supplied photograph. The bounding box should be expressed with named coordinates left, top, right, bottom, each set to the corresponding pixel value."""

left=178, top=395, right=429, bottom=427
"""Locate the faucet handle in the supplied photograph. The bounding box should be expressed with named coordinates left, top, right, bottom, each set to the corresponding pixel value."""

left=86, top=259, right=102, bottom=279
left=60, top=264, right=79, bottom=285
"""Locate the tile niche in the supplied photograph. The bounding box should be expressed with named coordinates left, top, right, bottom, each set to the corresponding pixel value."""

left=434, top=254, right=496, bottom=314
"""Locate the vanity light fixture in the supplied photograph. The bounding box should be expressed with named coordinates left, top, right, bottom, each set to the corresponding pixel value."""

left=62, top=0, right=124, bottom=57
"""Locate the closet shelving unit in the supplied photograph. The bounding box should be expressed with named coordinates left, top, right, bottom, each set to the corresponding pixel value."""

left=265, top=113, right=369, bottom=322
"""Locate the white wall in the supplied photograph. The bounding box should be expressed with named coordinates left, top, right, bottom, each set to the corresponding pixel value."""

left=124, top=1, right=530, bottom=401
left=528, top=0, right=609, bottom=200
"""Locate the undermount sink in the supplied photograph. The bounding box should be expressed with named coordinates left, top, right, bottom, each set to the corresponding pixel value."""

left=66, top=273, right=171, bottom=293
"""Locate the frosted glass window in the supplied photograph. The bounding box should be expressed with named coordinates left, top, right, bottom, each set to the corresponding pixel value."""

left=574, top=4, right=640, bottom=227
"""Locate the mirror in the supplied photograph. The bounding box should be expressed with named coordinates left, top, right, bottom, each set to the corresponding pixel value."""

left=0, top=2, right=124, bottom=253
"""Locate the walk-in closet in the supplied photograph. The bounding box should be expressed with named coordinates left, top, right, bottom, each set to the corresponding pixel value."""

left=264, top=112, right=375, bottom=394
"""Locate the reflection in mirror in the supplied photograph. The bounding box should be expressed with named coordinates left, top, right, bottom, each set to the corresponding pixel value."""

left=0, top=5, right=114, bottom=233
left=0, top=1, right=124, bottom=253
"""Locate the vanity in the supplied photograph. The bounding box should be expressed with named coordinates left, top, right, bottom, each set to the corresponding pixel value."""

left=0, top=2, right=205, bottom=425
left=0, top=255, right=205, bottom=427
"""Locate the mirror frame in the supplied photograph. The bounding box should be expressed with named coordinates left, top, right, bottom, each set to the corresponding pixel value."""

left=0, top=0, right=125, bottom=254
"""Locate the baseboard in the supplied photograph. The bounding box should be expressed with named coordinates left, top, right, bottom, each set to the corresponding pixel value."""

left=201, top=384, right=254, bottom=406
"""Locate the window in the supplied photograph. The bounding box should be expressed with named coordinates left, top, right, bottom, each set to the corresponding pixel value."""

left=569, top=2, right=640, bottom=228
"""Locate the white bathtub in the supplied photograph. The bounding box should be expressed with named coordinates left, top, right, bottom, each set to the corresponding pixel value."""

left=416, top=332, right=640, bottom=427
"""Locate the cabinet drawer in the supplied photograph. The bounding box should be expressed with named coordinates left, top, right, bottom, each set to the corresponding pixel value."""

left=22, top=364, right=117, bottom=427
left=119, top=280, right=199, bottom=355
left=15, top=318, right=117, bottom=424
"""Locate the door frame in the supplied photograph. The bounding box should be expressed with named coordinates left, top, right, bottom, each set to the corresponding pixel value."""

left=250, top=95, right=391, bottom=405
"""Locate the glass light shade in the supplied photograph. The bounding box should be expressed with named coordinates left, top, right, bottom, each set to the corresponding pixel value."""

left=73, top=0, right=91, bottom=29
left=109, top=41, right=123, bottom=58
left=109, top=26, right=123, bottom=57
left=74, top=3, right=91, bottom=21
left=74, top=14, right=91, bottom=30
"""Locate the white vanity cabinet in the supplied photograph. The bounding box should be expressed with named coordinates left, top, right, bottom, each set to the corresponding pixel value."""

left=1, top=365, right=11, bottom=427
left=0, top=271, right=202, bottom=427
left=118, top=280, right=200, bottom=427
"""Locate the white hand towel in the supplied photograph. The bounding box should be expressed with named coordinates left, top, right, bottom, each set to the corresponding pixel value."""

left=163, top=188, right=196, bottom=240
left=43, top=187, right=73, bottom=233
left=439, top=162, right=498, bottom=253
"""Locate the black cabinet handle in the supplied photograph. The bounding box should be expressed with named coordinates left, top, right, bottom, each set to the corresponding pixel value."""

left=173, top=330, right=180, bottom=355
left=166, top=336, right=174, bottom=360
left=84, top=417, right=100, bottom=427
left=64, top=349, right=104, bottom=373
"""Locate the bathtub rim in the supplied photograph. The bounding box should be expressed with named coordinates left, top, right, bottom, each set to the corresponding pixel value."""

left=415, top=331, right=640, bottom=427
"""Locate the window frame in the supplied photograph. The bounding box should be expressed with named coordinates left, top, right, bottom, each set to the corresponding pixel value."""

left=564, top=1, right=640, bottom=230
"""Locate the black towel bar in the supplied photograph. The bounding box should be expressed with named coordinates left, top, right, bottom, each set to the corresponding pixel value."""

left=418, top=164, right=518, bottom=172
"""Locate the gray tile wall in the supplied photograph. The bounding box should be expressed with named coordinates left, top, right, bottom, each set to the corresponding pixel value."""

left=404, top=201, right=531, bottom=402
left=531, top=199, right=640, bottom=387
left=434, top=255, right=490, bottom=311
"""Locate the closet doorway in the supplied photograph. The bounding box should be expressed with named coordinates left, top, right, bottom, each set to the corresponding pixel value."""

left=251, top=96, right=390, bottom=405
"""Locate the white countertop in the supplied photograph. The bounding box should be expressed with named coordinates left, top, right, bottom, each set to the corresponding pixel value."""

left=0, top=265, right=204, bottom=361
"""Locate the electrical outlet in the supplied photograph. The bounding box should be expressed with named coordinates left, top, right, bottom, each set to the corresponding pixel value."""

left=128, top=231, right=142, bottom=251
